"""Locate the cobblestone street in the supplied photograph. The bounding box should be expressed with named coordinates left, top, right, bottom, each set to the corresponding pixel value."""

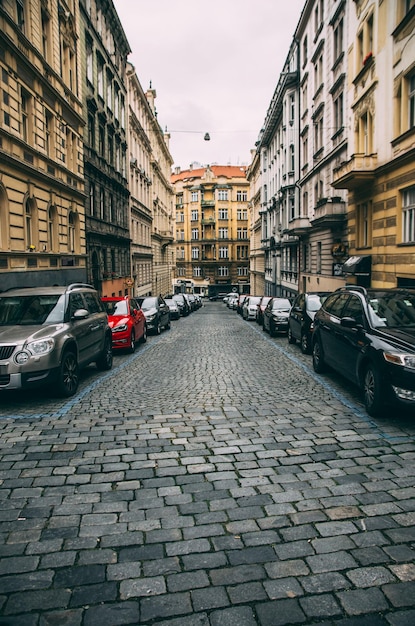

left=1, top=301, right=415, bottom=626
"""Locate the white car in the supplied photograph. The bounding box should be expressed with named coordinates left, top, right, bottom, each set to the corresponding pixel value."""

left=242, top=296, right=262, bottom=321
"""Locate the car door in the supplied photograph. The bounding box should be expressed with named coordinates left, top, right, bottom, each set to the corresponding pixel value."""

left=68, top=292, right=93, bottom=364
left=335, top=294, right=368, bottom=383
left=82, top=291, right=107, bottom=359
left=317, top=292, right=350, bottom=368
left=131, top=298, right=145, bottom=339
left=290, top=294, right=304, bottom=341
left=158, top=296, right=169, bottom=326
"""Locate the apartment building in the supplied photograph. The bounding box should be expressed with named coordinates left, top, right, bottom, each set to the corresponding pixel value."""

left=144, top=86, right=175, bottom=298
left=80, top=0, right=131, bottom=296
left=171, top=164, right=250, bottom=298
left=246, top=149, right=264, bottom=295
left=295, top=0, right=350, bottom=293
left=256, top=38, right=301, bottom=299
left=0, top=0, right=86, bottom=289
left=333, top=0, right=415, bottom=288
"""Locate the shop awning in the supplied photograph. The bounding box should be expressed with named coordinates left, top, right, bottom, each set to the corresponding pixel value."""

left=342, top=255, right=372, bottom=276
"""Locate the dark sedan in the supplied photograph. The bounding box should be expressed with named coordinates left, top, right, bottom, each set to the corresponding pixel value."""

left=137, top=295, right=170, bottom=334
left=262, top=297, right=291, bottom=336
left=288, top=291, right=330, bottom=354
left=312, top=286, right=415, bottom=416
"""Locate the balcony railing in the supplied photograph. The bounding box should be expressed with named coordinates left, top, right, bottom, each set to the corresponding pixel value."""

left=201, top=199, right=215, bottom=208
left=201, top=218, right=216, bottom=225
left=311, top=197, right=346, bottom=226
left=333, top=153, right=378, bottom=190
left=286, top=217, right=310, bottom=236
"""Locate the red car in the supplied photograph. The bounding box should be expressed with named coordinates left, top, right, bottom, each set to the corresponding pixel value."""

left=101, top=296, right=147, bottom=353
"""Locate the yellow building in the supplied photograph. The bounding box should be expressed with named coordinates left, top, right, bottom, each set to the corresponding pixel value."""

left=171, top=164, right=250, bottom=298
left=0, top=0, right=86, bottom=289
left=333, top=0, right=415, bottom=288
left=246, top=150, right=264, bottom=295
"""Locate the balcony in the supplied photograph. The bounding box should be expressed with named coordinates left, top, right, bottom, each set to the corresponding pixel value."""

left=333, top=153, right=378, bottom=190
left=201, top=218, right=216, bottom=225
left=286, top=217, right=310, bottom=236
left=311, top=197, right=346, bottom=227
left=201, top=199, right=215, bottom=208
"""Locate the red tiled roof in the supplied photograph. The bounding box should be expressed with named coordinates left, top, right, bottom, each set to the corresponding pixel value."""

left=171, top=165, right=247, bottom=183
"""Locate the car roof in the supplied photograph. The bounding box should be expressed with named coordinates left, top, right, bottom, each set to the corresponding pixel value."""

left=0, top=284, right=95, bottom=297
left=101, top=296, right=128, bottom=301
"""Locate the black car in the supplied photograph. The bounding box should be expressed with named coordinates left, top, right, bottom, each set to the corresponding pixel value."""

left=312, top=286, right=415, bottom=416
left=137, top=295, right=170, bottom=334
left=172, top=294, right=190, bottom=316
left=288, top=292, right=330, bottom=354
left=262, top=297, right=291, bottom=336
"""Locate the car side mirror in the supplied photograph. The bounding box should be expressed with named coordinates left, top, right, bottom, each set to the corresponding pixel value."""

left=73, top=308, right=89, bottom=320
left=341, top=316, right=362, bottom=329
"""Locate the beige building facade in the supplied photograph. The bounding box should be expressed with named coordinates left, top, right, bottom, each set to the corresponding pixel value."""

left=333, top=0, right=415, bottom=288
left=171, top=164, right=250, bottom=298
left=0, top=0, right=86, bottom=290
left=246, top=150, right=264, bottom=295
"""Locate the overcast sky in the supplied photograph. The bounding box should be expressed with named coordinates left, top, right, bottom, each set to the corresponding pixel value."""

left=113, top=0, right=305, bottom=171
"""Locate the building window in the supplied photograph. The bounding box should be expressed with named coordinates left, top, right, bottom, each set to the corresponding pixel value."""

left=357, top=110, right=373, bottom=154
left=108, top=131, right=114, bottom=164
left=333, top=91, right=344, bottom=133
left=177, top=246, right=185, bottom=259
left=89, top=182, right=95, bottom=217
left=218, top=227, right=228, bottom=239
left=356, top=202, right=372, bottom=248
left=289, top=144, right=295, bottom=172
left=191, top=228, right=199, bottom=240
left=109, top=194, right=114, bottom=222
left=177, top=229, right=184, bottom=241
left=289, top=189, right=295, bottom=221
left=219, top=246, right=228, bottom=259
left=191, top=191, right=198, bottom=202
left=314, top=52, right=323, bottom=94
left=218, top=208, right=228, bottom=219
left=99, top=187, right=105, bottom=220
left=402, top=186, right=415, bottom=243
left=237, top=266, right=248, bottom=277
left=357, top=13, right=374, bottom=70
left=217, top=189, right=228, bottom=201
left=191, top=209, right=198, bottom=221
left=333, top=18, right=344, bottom=63
left=409, top=74, right=415, bottom=129
left=177, top=212, right=184, bottom=223
left=97, top=57, right=104, bottom=99
left=177, top=267, right=186, bottom=276
left=237, top=228, right=248, bottom=239
left=41, top=9, right=51, bottom=62
left=237, top=245, right=248, bottom=260
left=218, top=266, right=229, bottom=277
left=99, top=124, right=105, bottom=156
left=25, top=199, right=34, bottom=249
left=303, top=35, right=308, bottom=65
left=237, top=190, right=247, bottom=201
left=237, top=208, right=247, bottom=220
left=176, top=193, right=183, bottom=207
left=313, top=114, right=324, bottom=154
left=16, top=0, right=25, bottom=32
left=86, top=38, right=93, bottom=85
left=68, top=211, right=77, bottom=253
left=88, top=113, right=95, bottom=149
left=21, top=88, right=31, bottom=143
left=193, top=266, right=202, bottom=277
left=107, top=73, right=113, bottom=110
left=45, top=109, right=53, bottom=156
left=316, top=242, right=322, bottom=273
left=191, top=246, right=199, bottom=259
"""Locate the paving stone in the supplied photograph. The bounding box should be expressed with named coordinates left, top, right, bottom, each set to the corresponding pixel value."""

left=209, top=605, right=258, bottom=626
left=140, top=591, right=192, bottom=621
left=336, top=587, right=390, bottom=615
left=255, top=598, right=306, bottom=625
left=83, top=602, right=139, bottom=626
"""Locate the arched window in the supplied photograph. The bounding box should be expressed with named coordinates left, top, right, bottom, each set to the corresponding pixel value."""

left=68, top=210, right=79, bottom=253
left=0, top=184, right=9, bottom=251
left=24, top=197, right=38, bottom=250
left=48, top=205, right=58, bottom=252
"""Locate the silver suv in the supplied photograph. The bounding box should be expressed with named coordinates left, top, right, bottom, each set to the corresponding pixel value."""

left=0, top=283, right=113, bottom=397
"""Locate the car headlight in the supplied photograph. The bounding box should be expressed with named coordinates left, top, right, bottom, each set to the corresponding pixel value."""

left=26, top=338, right=55, bottom=356
left=384, top=352, right=415, bottom=370
left=147, top=313, right=156, bottom=321
left=112, top=324, right=128, bottom=333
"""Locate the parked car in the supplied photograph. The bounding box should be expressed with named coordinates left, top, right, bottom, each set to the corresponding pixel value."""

left=223, top=292, right=237, bottom=304
left=262, top=297, right=291, bottom=336
left=227, top=293, right=239, bottom=309
left=0, top=283, right=112, bottom=397
left=165, top=298, right=180, bottom=320
left=242, top=296, right=262, bottom=321
left=137, top=295, right=170, bottom=334
left=236, top=294, right=249, bottom=315
left=256, top=296, right=272, bottom=325
left=187, top=294, right=198, bottom=311
left=312, top=286, right=415, bottom=416
left=172, top=294, right=190, bottom=316
left=101, top=295, right=146, bottom=353
left=288, top=292, right=330, bottom=354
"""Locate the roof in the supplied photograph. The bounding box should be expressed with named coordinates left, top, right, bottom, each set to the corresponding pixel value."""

left=171, top=165, right=247, bottom=183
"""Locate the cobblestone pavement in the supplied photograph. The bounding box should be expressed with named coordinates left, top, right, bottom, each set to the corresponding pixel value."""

left=1, top=301, right=415, bottom=626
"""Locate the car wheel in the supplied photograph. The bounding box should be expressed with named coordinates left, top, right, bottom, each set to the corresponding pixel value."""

left=363, top=363, right=384, bottom=416
left=312, top=337, right=325, bottom=373
left=262, top=322, right=268, bottom=333
left=300, top=332, right=310, bottom=354
left=165, top=318, right=171, bottom=330
left=288, top=327, right=296, bottom=344
left=269, top=323, right=276, bottom=337
left=97, top=335, right=113, bottom=370
left=129, top=332, right=136, bottom=353
left=141, top=324, right=147, bottom=343
left=57, top=350, right=79, bottom=397
left=155, top=320, right=161, bottom=335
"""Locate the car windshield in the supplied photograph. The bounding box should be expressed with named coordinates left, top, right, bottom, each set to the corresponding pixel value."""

left=173, top=295, right=184, bottom=303
left=138, top=297, right=157, bottom=311
left=0, top=294, right=66, bottom=325
left=367, top=291, right=415, bottom=328
left=249, top=297, right=261, bottom=305
left=307, top=294, right=327, bottom=312
left=165, top=299, right=176, bottom=307
left=103, top=300, right=128, bottom=316
left=272, top=299, right=291, bottom=311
